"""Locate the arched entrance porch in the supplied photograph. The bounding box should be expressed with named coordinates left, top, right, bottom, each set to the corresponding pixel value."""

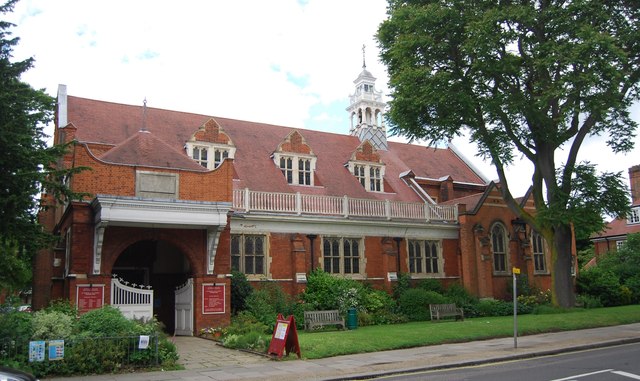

left=112, top=239, right=192, bottom=333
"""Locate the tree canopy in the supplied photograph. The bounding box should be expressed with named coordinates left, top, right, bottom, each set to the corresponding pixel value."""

left=377, top=0, right=639, bottom=306
left=0, top=0, right=82, bottom=292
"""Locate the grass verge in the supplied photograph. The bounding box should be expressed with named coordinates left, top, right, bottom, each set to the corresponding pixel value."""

left=296, top=305, right=640, bottom=359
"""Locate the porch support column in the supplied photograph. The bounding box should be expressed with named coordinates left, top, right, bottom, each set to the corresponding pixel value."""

left=93, top=222, right=108, bottom=275
left=207, top=227, right=222, bottom=274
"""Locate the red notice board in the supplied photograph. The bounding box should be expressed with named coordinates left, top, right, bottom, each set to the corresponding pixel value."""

left=202, top=283, right=225, bottom=314
left=267, top=314, right=301, bottom=359
left=76, top=284, right=104, bottom=314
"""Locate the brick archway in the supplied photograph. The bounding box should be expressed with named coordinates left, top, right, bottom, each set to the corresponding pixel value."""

left=101, top=227, right=207, bottom=333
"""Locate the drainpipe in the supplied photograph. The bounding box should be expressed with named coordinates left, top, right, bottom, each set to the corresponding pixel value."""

left=307, top=234, right=317, bottom=272
left=393, top=237, right=403, bottom=274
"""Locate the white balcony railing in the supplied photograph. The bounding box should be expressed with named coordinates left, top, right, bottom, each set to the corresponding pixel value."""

left=233, top=188, right=457, bottom=223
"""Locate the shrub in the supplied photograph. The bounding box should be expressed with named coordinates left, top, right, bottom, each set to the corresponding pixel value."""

left=75, top=305, right=136, bottom=337
left=417, top=278, right=444, bottom=294
left=31, top=310, right=74, bottom=340
left=445, top=283, right=480, bottom=317
left=230, top=271, right=253, bottom=315
left=302, top=269, right=364, bottom=313
left=576, top=267, right=625, bottom=307
left=392, top=272, right=411, bottom=303
left=476, top=299, right=513, bottom=317
left=397, top=289, right=447, bottom=321
left=576, top=294, right=604, bottom=309
left=44, top=299, right=78, bottom=317
left=361, top=289, right=395, bottom=314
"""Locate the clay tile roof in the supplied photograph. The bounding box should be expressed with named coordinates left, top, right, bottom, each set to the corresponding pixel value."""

left=65, top=95, right=488, bottom=201
left=592, top=217, right=640, bottom=239
left=100, top=130, right=207, bottom=171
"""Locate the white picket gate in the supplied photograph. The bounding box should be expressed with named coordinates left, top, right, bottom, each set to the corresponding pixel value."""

left=174, top=278, right=194, bottom=336
left=110, top=276, right=153, bottom=321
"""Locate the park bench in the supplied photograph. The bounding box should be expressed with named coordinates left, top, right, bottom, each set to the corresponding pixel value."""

left=429, top=303, right=464, bottom=321
left=304, top=310, right=345, bottom=331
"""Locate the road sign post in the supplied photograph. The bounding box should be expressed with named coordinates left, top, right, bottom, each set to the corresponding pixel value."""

left=513, top=267, right=520, bottom=349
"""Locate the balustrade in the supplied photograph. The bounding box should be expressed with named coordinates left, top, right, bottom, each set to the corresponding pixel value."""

left=232, top=189, right=457, bottom=223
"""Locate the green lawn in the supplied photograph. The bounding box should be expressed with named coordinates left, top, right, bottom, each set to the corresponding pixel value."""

left=296, top=305, right=640, bottom=359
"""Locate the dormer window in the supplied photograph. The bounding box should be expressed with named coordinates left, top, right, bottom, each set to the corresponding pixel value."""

left=185, top=118, right=235, bottom=170
left=275, top=153, right=315, bottom=186
left=186, top=143, right=233, bottom=170
left=273, top=131, right=316, bottom=187
left=350, top=162, right=384, bottom=192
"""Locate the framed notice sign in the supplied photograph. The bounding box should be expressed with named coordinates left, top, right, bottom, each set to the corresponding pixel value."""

left=202, top=283, right=225, bottom=314
left=76, top=284, right=105, bottom=314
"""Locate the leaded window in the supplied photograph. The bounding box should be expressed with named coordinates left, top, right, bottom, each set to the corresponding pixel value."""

left=532, top=231, right=547, bottom=273
left=231, top=234, right=266, bottom=275
left=408, top=240, right=441, bottom=274
left=491, top=223, right=508, bottom=273
left=322, top=237, right=361, bottom=275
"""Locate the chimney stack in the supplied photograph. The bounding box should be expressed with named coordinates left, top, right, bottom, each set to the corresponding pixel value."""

left=629, top=165, right=640, bottom=206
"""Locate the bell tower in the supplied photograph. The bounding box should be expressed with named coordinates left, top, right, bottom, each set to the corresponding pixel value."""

left=347, top=45, right=387, bottom=150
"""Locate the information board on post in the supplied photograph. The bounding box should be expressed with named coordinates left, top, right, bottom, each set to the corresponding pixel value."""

left=76, top=284, right=105, bottom=315
left=202, top=283, right=225, bottom=314
left=267, top=314, right=301, bottom=359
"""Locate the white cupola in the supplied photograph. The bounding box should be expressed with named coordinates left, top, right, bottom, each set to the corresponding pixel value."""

left=347, top=45, right=387, bottom=150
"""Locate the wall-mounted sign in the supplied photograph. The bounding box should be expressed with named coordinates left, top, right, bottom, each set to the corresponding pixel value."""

left=76, top=284, right=105, bottom=314
left=202, top=283, right=225, bottom=314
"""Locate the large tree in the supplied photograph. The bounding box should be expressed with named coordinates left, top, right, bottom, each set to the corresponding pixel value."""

left=0, top=0, right=82, bottom=293
left=377, top=0, right=638, bottom=307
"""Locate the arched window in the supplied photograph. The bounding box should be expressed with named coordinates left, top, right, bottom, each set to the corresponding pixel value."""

left=531, top=231, right=547, bottom=273
left=491, top=223, right=508, bottom=273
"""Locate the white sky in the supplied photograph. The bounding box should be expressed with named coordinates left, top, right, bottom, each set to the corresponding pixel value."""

left=5, top=0, right=640, bottom=197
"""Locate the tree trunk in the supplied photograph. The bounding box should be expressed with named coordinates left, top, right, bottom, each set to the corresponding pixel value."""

left=551, top=224, right=575, bottom=308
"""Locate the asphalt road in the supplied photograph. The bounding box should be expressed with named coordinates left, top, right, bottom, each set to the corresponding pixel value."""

left=366, top=342, right=640, bottom=381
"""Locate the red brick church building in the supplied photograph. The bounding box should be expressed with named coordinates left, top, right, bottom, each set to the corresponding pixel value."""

left=35, top=63, right=552, bottom=335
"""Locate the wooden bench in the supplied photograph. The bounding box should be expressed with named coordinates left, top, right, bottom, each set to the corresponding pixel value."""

left=429, top=303, right=464, bottom=321
left=304, top=310, right=345, bottom=331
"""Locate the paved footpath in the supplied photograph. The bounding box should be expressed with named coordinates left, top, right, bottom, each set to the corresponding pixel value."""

left=47, top=323, right=640, bottom=381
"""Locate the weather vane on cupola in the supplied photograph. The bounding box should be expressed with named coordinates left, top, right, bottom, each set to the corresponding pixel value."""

left=362, top=43, right=366, bottom=68
left=141, top=97, right=148, bottom=132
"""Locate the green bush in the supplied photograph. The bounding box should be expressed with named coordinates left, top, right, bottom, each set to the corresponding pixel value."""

left=398, top=289, right=448, bottom=321
left=31, top=310, right=74, bottom=340
left=230, top=271, right=253, bottom=314
left=445, top=283, right=480, bottom=317
left=361, top=289, right=395, bottom=314
left=476, top=299, right=513, bottom=317
left=576, top=267, right=625, bottom=307
left=302, top=269, right=364, bottom=313
left=417, top=278, right=445, bottom=294
left=222, top=330, right=270, bottom=352
left=576, top=294, right=604, bottom=309
left=75, top=305, right=136, bottom=337
left=43, top=299, right=78, bottom=317
left=392, top=272, right=411, bottom=303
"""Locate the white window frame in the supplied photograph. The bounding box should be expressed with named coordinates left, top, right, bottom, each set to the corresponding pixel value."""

left=491, top=223, right=509, bottom=274
left=628, top=207, right=640, bottom=224
left=185, top=142, right=235, bottom=170
left=531, top=231, right=548, bottom=274
left=407, top=239, right=443, bottom=276
left=616, top=240, right=626, bottom=250
left=231, top=234, right=267, bottom=276
left=321, top=237, right=363, bottom=276
left=273, top=153, right=316, bottom=186
left=348, top=161, right=385, bottom=192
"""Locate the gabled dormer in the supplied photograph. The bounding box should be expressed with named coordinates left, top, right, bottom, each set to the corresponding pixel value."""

left=185, top=118, right=236, bottom=169
left=272, top=131, right=317, bottom=186
left=346, top=140, right=385, bottom=192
